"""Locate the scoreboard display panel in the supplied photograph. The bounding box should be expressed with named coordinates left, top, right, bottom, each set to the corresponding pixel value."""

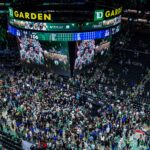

left=8, top=5, right=122, bottom=76
left=74, top=37, right=112, bottom=72
left=17, top=32, right=71, bottom=76
left=8, top=25, right=121, bottom=41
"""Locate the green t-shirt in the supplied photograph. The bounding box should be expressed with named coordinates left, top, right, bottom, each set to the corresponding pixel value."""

left=0, top=144, right=2, bottom=150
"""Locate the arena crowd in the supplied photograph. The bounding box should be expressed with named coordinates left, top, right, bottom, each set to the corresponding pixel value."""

left=0, top=54, right=149, bottom=150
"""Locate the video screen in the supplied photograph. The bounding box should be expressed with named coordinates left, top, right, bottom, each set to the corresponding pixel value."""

left=17, top=34, right=70, bottom=76
left=9, top=15, right=121, bottom=32
left=74, top=38, right=111, bottom=71
left=9, top=19, right=78, bottom=32
left=18, top=36, right=45, bottom=65
left=12, top=20, right=48, bottom=31
left=103, top=15, right=121, bottom=27
left=40, top=41, right=70, bottom=73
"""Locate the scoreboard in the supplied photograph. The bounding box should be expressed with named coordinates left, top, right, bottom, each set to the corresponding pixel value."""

left=8, top=24, right=121, bottom=41
left=8, top=4, right=122, bottom=76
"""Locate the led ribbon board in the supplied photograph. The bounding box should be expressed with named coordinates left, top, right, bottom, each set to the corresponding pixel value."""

left=9, top=15, right=121, bottom=32
left=8, top=24, right=121, bottom=41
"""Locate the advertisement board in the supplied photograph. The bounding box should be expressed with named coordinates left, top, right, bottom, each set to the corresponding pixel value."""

left=9, top=6, right=122, bottom=23
left=94, top=7, right=122, bottom=21
left=9, top=8, right=52, bottom=22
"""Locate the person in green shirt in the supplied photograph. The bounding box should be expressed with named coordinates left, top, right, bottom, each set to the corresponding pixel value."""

left=126, top=138, right=130, bottom=150
left=0, top=144, right=2, bottom=150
